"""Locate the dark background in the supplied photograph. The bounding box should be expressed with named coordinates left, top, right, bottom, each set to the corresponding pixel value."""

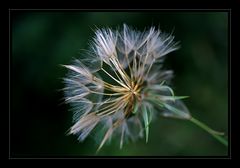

left=10, top=11, right=228, bottom=157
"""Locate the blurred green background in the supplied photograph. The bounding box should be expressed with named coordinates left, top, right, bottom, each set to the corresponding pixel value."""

left=11, top=11, right=228, bottom=157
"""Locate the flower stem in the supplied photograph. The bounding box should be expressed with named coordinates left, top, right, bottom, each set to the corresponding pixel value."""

left=189, top=117, right=228, bottom=147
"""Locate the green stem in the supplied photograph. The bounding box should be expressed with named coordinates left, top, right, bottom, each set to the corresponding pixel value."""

left=190, top=117, right=228, bottom=147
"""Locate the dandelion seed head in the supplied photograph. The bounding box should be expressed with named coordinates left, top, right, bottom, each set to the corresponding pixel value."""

left=63, top=24, right=190, bottom=151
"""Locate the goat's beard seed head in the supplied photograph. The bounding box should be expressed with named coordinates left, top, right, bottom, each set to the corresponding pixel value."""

left=62, top=24, right=191, bottom=151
